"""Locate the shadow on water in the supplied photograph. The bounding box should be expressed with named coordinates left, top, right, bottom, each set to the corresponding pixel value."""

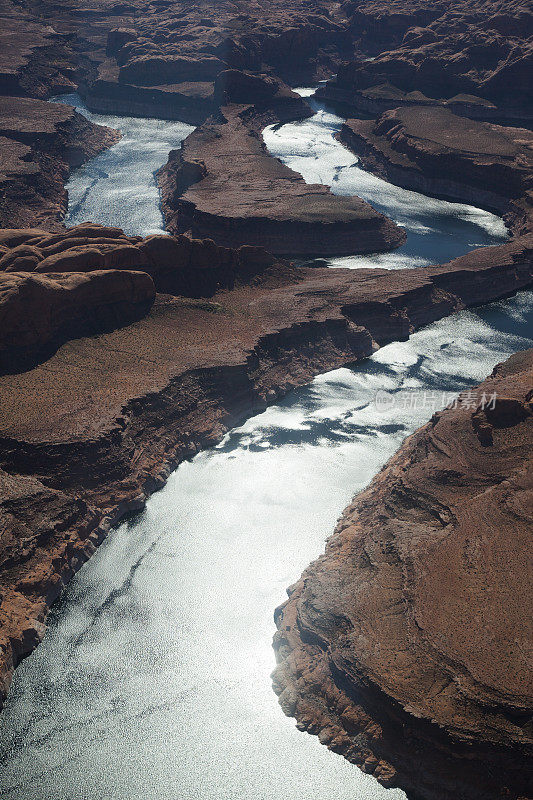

left=3, top=90, right=530, bottom=800
left=0, top=295, right=530, bottom=800
left=264, top=91, right=509, bottom=270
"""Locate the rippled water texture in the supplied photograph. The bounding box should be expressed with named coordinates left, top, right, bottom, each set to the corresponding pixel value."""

left=264, top=91, right=508, bottom=268
left=0, top=294, right=531, bottom=800
left=54, top=94, right=194, bottom=236
left=7, top=90, right=528, bottom=799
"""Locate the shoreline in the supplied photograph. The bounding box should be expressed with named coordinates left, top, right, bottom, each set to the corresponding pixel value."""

left=273, top=348, right=533, bottom=800
left=0, top=3, right=532, bottom=795
left=1, top=234, right=532, bottom=709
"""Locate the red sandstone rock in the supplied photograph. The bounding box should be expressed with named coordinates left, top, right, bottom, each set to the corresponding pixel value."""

left=273, top=349, right=533, bottom=800
left=0, top=225, right=275, bottom=298
left=319, top=0, right=533, bottom=121
left=338, top=106, right=533, bottom=234
left=0, top=1, right=76, bottom=98
left=0, top=96, right=120, bottom=229
left=0, top=227, right=531, bottom=715
left=158, top=105, right=406, bottom=256
left=0, top=268, right=156, bottom=373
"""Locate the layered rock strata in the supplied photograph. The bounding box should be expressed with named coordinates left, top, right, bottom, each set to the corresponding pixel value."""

left=0, top=224, right=532, bottom=711
left=79, top=0, right=352, bottom=120
left=0, top=95, right=120, bottom=229
left=0, top=223, right=276, bottom=371
left=338, top=106, right=533, bottom=235
left=158, top=100, right=406, bottom=256
left=317, top=0, right=533, bottom=122
left=0, top=0, right=350, bottom=121
left=273, top=348, right=533, bottom=800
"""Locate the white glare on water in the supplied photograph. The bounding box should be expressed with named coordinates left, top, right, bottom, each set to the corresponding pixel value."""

left=3, top=91, right=527, bottom=800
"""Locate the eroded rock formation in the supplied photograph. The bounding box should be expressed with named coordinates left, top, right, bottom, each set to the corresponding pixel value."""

left=273, top=349, right=533, bottom=800
left=0, top=96, right=120, bottom=229
left=0, top=268, right=155, bottom=374
left=338, top=106, right=533, bottom=235
left=0, top=1, right=532, bottom=792
left=0, top=223, right=277, bottom=372
left=0, top=223, right=532, bottom=712
left=157, top=100, right=406, bottom=256
left=317, top=0, right=533, bottom=122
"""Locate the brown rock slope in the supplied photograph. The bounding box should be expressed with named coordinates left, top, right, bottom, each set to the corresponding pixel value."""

left=2, top=0, right=531, bottom=127
left=0, top=223, right=276, bottom=370
left=158, top=96, right=406, bottom=256
left=338, top=106, right=533, bottom=235
left=0, top=268, right=155, bottom=374
left=1, top=0, right=350, bottom=122
left=0, top=95, right=120, bottom=229
left=0, top=1, right=76, bottom=98
left=0, top=224, right=532, bottom=710
left=317, top=0, right=533, bottom=122
left=76, top=0, right=352, bottom=121
left=273, top=349, right=533, bottom=800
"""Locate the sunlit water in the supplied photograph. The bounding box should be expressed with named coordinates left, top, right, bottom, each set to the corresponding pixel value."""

left=53, top=93, right=194, bottom=236
left=6, top=90, right=528, bottom=799
left=0, top=293, right=531, bottom=800
left=264, top=90, right=508, bottom=268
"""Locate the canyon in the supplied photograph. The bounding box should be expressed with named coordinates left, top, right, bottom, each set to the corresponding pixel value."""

left=273, top=348, right=533, bottom=800
left=0, top=1, right=531, bottom=799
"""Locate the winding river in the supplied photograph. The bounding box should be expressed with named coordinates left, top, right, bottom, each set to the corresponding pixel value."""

left=0, top=92, right=530, bottom=799
left=54, top=93, right=194, bottom=236
left=264, top=89, right=508, bottom=268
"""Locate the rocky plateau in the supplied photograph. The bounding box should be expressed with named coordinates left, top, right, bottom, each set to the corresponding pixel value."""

left=0, top=0, right=532, bottom=798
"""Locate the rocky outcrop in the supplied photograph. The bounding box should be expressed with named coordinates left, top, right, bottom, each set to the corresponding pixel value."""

left=318, top=0, right=533, bottom=122
left=273, top=348, right=533, bottom=800
left=338, top=106, right=533, bottom=235
left=84, top=0, right=350, bottom=118
left=316, top=76, right=501, bottom=122
left=0, top=2, right=76, bottom=99
left=0, top=223, right=276, bottom=299
left=0, top=95, right=120, bottom=229
left=0, top=228, right=532, bottom=712
left=158, top=103, right=406, bottom=256
left=2, top=0, right=531, bottom=128
left=8, top=0, right=350, bottom=122
left=213, top=70, right=312, bottom=124
left=0, top=224, right=280, bottom=374
left=0, top=268, right=155, bottom=374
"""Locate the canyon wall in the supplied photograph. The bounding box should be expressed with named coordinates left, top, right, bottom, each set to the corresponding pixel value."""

left=273, top=348, right=533, bottom=800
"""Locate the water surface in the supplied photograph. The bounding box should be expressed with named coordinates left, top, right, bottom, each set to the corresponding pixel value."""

left=9, top=88, right=528, bottom=800
left=54, top=93, right=194, bottom=236
left=264, top=92, right=508, bottom=268
left=0, top=294, right=531, bottom=800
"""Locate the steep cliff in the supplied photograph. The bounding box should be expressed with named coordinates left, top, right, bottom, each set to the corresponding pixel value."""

left=273, top=349, right=533, bottom=800
left=0, top=225, right=532, bottom=713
